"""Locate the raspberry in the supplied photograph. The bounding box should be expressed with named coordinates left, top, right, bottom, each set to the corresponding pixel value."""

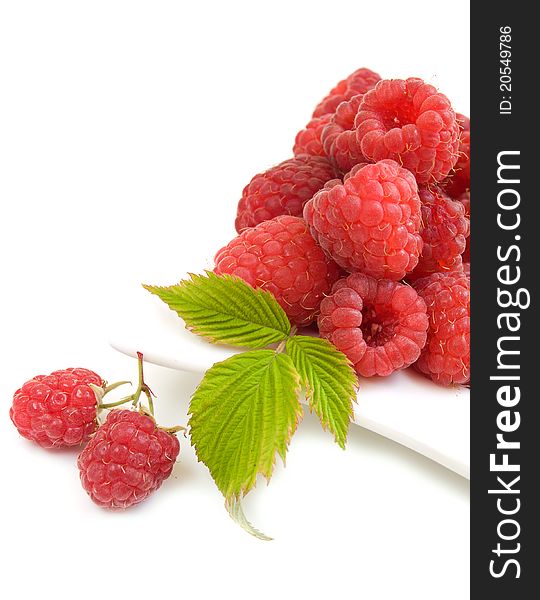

left=214, top=215, right=341, bottom=326
left=457, top=189, right=470, bottom=217
left=293, top=114, right=332, bottom=157
left=235, top=155, right=336, bottom=232
left=457, top=113, right=470, bottom=131
left=10, top=368, right=104, bottom=448
left=312, top=67, right=381, bottom=118
left=343, top=162, right=370, bottom=182
left=78, top=409, right=180, bottom=509
left=442, top=114, right=470, bottom=197
left=321, top=95, right=368, bottom=173
left=304, top=160, right=423, bottom=281
left=462, top=237, right=470, bottom=263
left=355, top=78, right=460, bottom=184
left=450, top=189, right=471, bottom=263
left=409, top=185, right=469, bottom=280
left=318, top=273, right=428, bottom=377
left=458, top=190, right=471, bottom=262
left=413, top=272, right=470, bottom=386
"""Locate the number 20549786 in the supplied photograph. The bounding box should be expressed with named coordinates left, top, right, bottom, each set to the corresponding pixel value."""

left=499, top=26, right=512, bottom=114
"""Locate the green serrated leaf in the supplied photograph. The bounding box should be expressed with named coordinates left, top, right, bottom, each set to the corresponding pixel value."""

left=286, top=336, right=357, bottom=449
left=143, top=271, right=291, bottom=349
left=188, top=349, right=302, bottom=500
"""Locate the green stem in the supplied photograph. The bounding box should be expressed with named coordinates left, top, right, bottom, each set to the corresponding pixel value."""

left=103, top=380, right=131, bottom=395
left=144, top=387, right=155, bottom=416
left=129, top=352, right=156, bottom=416
left=161, top=424, right=188, bottom=434
left=276, top=325, right=298, bottom=354
left=97, top=353, right=155, bottom=415
left=96, top=354, right=186, bottom=434
left=98, top=396, right=135, bottom=409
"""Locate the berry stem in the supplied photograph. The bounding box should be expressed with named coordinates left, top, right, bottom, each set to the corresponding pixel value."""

left=161, top=424, right=188, bottom=434
left=103, top=380, right=132, bottom=394
left=130, top=352, right=156, bottom=415
left=275, top=325, right=298, bottom=353
left=97, top=353, right=156, bottom=414
left=94, top=380, right=132, bottom=408
left=98, top=396, right=136, bottom=410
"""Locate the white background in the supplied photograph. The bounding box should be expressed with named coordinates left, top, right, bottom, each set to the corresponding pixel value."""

left=0, top=1, right=470, bottom=598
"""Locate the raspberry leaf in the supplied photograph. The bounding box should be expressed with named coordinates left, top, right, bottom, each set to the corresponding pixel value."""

left=285, top=336, right=357, bottom=448
left=226, top=498, right=273, bottom=541
left=188, top=350, right=302, bottom=503
left=143, top=272, right=291, bottom=348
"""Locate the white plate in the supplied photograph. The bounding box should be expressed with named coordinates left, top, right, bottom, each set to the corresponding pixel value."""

left=109, top=282, right=470, bottom=479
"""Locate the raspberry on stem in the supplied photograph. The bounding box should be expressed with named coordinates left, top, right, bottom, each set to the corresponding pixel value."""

left=10, top=368, right=105, bottom=449
left=78, top=353, right=183, bottom=509
left=9, top=354, right=162, bottom=449
left=78, top=409, right=180, bottom=509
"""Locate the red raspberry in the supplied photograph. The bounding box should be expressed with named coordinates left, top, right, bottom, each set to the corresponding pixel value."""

left=304, top=160, right=423, bottom=281
left=235, top=155, right=336, bottom=232
left=413, top=272, right=470, bottom=386
left=321, top=95, right=368, bottom=173
left=214, top=215, right=341, bottom=326
left=318, top=273, right=428, bottom=377
left=456, top=113, right=470, bottom=131
left=442, top=114, right=470, bottom=197
left=10, top=368, right=104, bottom=448
left=463, top=237, right=470, bottom=263
left=409, top=185, right=469, bottom=280
left=78, top=409, right=180, bottom=509
left=449, top=258, right=469, bottom=278
left=456, top=189, right=470, bottom=217
left=343, top=162, right=370, bottom=182
left=312, top=67, right=381, bottom=118
left=458, top=190, right=470, bottom=262
left=355, top=78, right=460, bottom=184
left=293, top=114, right=332, bottom=157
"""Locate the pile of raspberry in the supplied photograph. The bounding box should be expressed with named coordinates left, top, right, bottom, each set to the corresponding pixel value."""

left=220, top=67, right=470, bottom=386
